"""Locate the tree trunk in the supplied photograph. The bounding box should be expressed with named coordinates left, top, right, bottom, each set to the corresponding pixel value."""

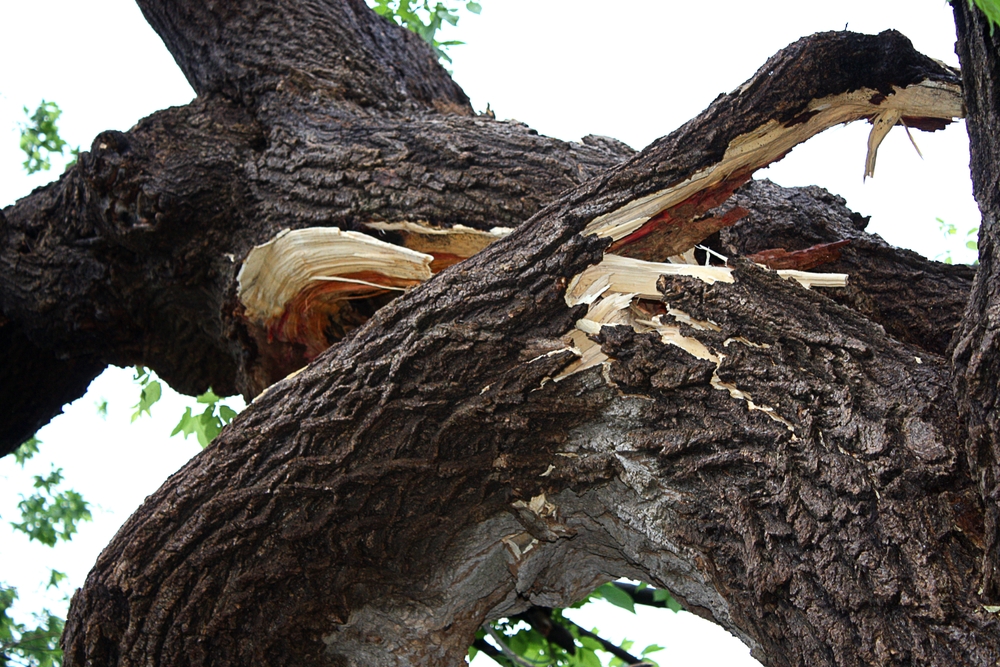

left=951, top=0, right=1000, bottom=602
left=1, top=0, right=998, bottom=665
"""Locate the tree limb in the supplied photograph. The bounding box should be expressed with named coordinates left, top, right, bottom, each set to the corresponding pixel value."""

left=57, top=25, right=997, bottom=667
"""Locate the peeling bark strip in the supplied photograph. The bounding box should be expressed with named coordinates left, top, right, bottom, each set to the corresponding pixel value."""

left=44, top=9, right=1000, bottom=666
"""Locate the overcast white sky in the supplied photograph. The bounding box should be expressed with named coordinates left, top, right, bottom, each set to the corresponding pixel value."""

left=0, top=1, right=978, bottom=665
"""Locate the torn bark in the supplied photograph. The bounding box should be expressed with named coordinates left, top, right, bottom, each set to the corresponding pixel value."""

left=0, top=4, right=977, bottom=664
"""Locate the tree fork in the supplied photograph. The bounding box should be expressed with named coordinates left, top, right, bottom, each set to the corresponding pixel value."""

left=42, top=10, right=997, bottom=666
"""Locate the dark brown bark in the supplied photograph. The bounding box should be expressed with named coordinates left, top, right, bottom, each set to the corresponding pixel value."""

left=0, top=21, right=968, bottom=456
left=951, top=0, right=1000, bottom=601
left=0, top=99, right=632, bottom=454
left=0, top=5, right=976, bottom=665
left=136, top=0, right=471, bottom=113
left=722, top=179, right=976, bottom=357
left=1, top=0, right=997, bottom=664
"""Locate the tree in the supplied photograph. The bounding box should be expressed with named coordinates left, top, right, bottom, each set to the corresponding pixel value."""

left=3, top=0, right=1000, bottom=664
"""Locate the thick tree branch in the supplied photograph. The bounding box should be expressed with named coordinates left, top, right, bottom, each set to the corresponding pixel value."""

left=135, top=0, right=469, bottom=112
left=723, top=179, right=975, bottom=356
left=951, top=0, right=1000, bottom=600
left=0, top=104, right=630, bottom=454
left=58, top=28, right=997, bottom=667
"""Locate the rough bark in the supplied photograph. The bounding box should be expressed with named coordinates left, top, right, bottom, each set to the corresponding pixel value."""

left=951, top=0, right=1000, bottom=601
left=0, top=3, right=973, bottom=665
left=0, top=98, right=632, bottom=453
left=722, top=179, right=975, bottom=357
left=0, top=18, right=969, bottom=456
left=1, top=0, right=998, bottom=665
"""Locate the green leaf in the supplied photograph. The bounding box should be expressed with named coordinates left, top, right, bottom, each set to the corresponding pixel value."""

left=651, top=587, right=683, bottom=612
left=131, top=379, right=162, bottom=422
left=14, top=437, right=41, bottom=467
left=595, top=582, right=636, bottom=613
left=196, top=388, right=223, bottom=404
left=219, top=405, right=238, bottom=423
left=19, top=101, right=69, bottom=174
left=33, top=468, right=64, bottom=492
left=46, top=570, right=67, bottom=590
left=971, top=0, right=1000, bottom=31
left=11, top=468, right=92, bottom=546
left=574, top=646, right=602, bottom=667
left=171, top=407, right=196, bottom=438
left=466, top=1, right=481, bottom=13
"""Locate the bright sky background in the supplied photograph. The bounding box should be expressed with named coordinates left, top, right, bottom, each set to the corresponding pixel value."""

left=0, top=1, right=978, bottom=665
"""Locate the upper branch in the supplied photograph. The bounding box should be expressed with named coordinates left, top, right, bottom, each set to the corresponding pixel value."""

left=135, top=0, right=471, bottom=112
left=0, top=98, right=630, bottom=456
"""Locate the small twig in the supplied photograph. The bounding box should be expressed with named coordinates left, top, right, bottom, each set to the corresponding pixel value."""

left=612, top=582, right=674, bottom=608
left=562, top=618, right=645, bottom=664
left=482, top=624, right=543, bottom=667
left=474, top=637, right=510, bottom=664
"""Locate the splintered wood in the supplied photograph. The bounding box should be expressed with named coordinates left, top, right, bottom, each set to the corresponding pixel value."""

left=237, top=227, right=433, bottom=355
left=237, top=223, right=511, bottom=357
left=364, top=221, right=512, bottom=271
left=583, top=80, right=962, bottom=249
left=554, top=254, right=847, bottom=381
left=236, top=60, right=957, bottom=386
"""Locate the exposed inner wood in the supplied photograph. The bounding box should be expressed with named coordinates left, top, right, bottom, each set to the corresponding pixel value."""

left=235, top=73, right=958, bottom=370
left=556, top=253, right=846, bottom=381
left=237, top=227, right=433, bottom=356
left=364, top=221, right=512, bottom=257
left=41, top=22, right=995, bottom=666
left=583, top=81, right=962, bottom=250
left=746, top=240, right=850, bottom=270
left=238, top=227, right=434, bottom=322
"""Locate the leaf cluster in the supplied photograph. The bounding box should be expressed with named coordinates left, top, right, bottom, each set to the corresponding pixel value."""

left=368, top=0, right=481, bottom=62
left=130, top=367, right=162, bottom=422
left=170, top=389, right=238, bottom=449
left=470, top=583, right=678, bottom=667
left=8, top=441, right=91, bottom=548
left=2, top=441, right=86, bottom=666
left=130, top=368, right=239, bottom=448
left=936, top=217, right=979, bottom=265
left=18, top=102, right=71, bottom=175
left=0, top=586, right=64, bottom=667
left=10, top=470, right=91, bottom=547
